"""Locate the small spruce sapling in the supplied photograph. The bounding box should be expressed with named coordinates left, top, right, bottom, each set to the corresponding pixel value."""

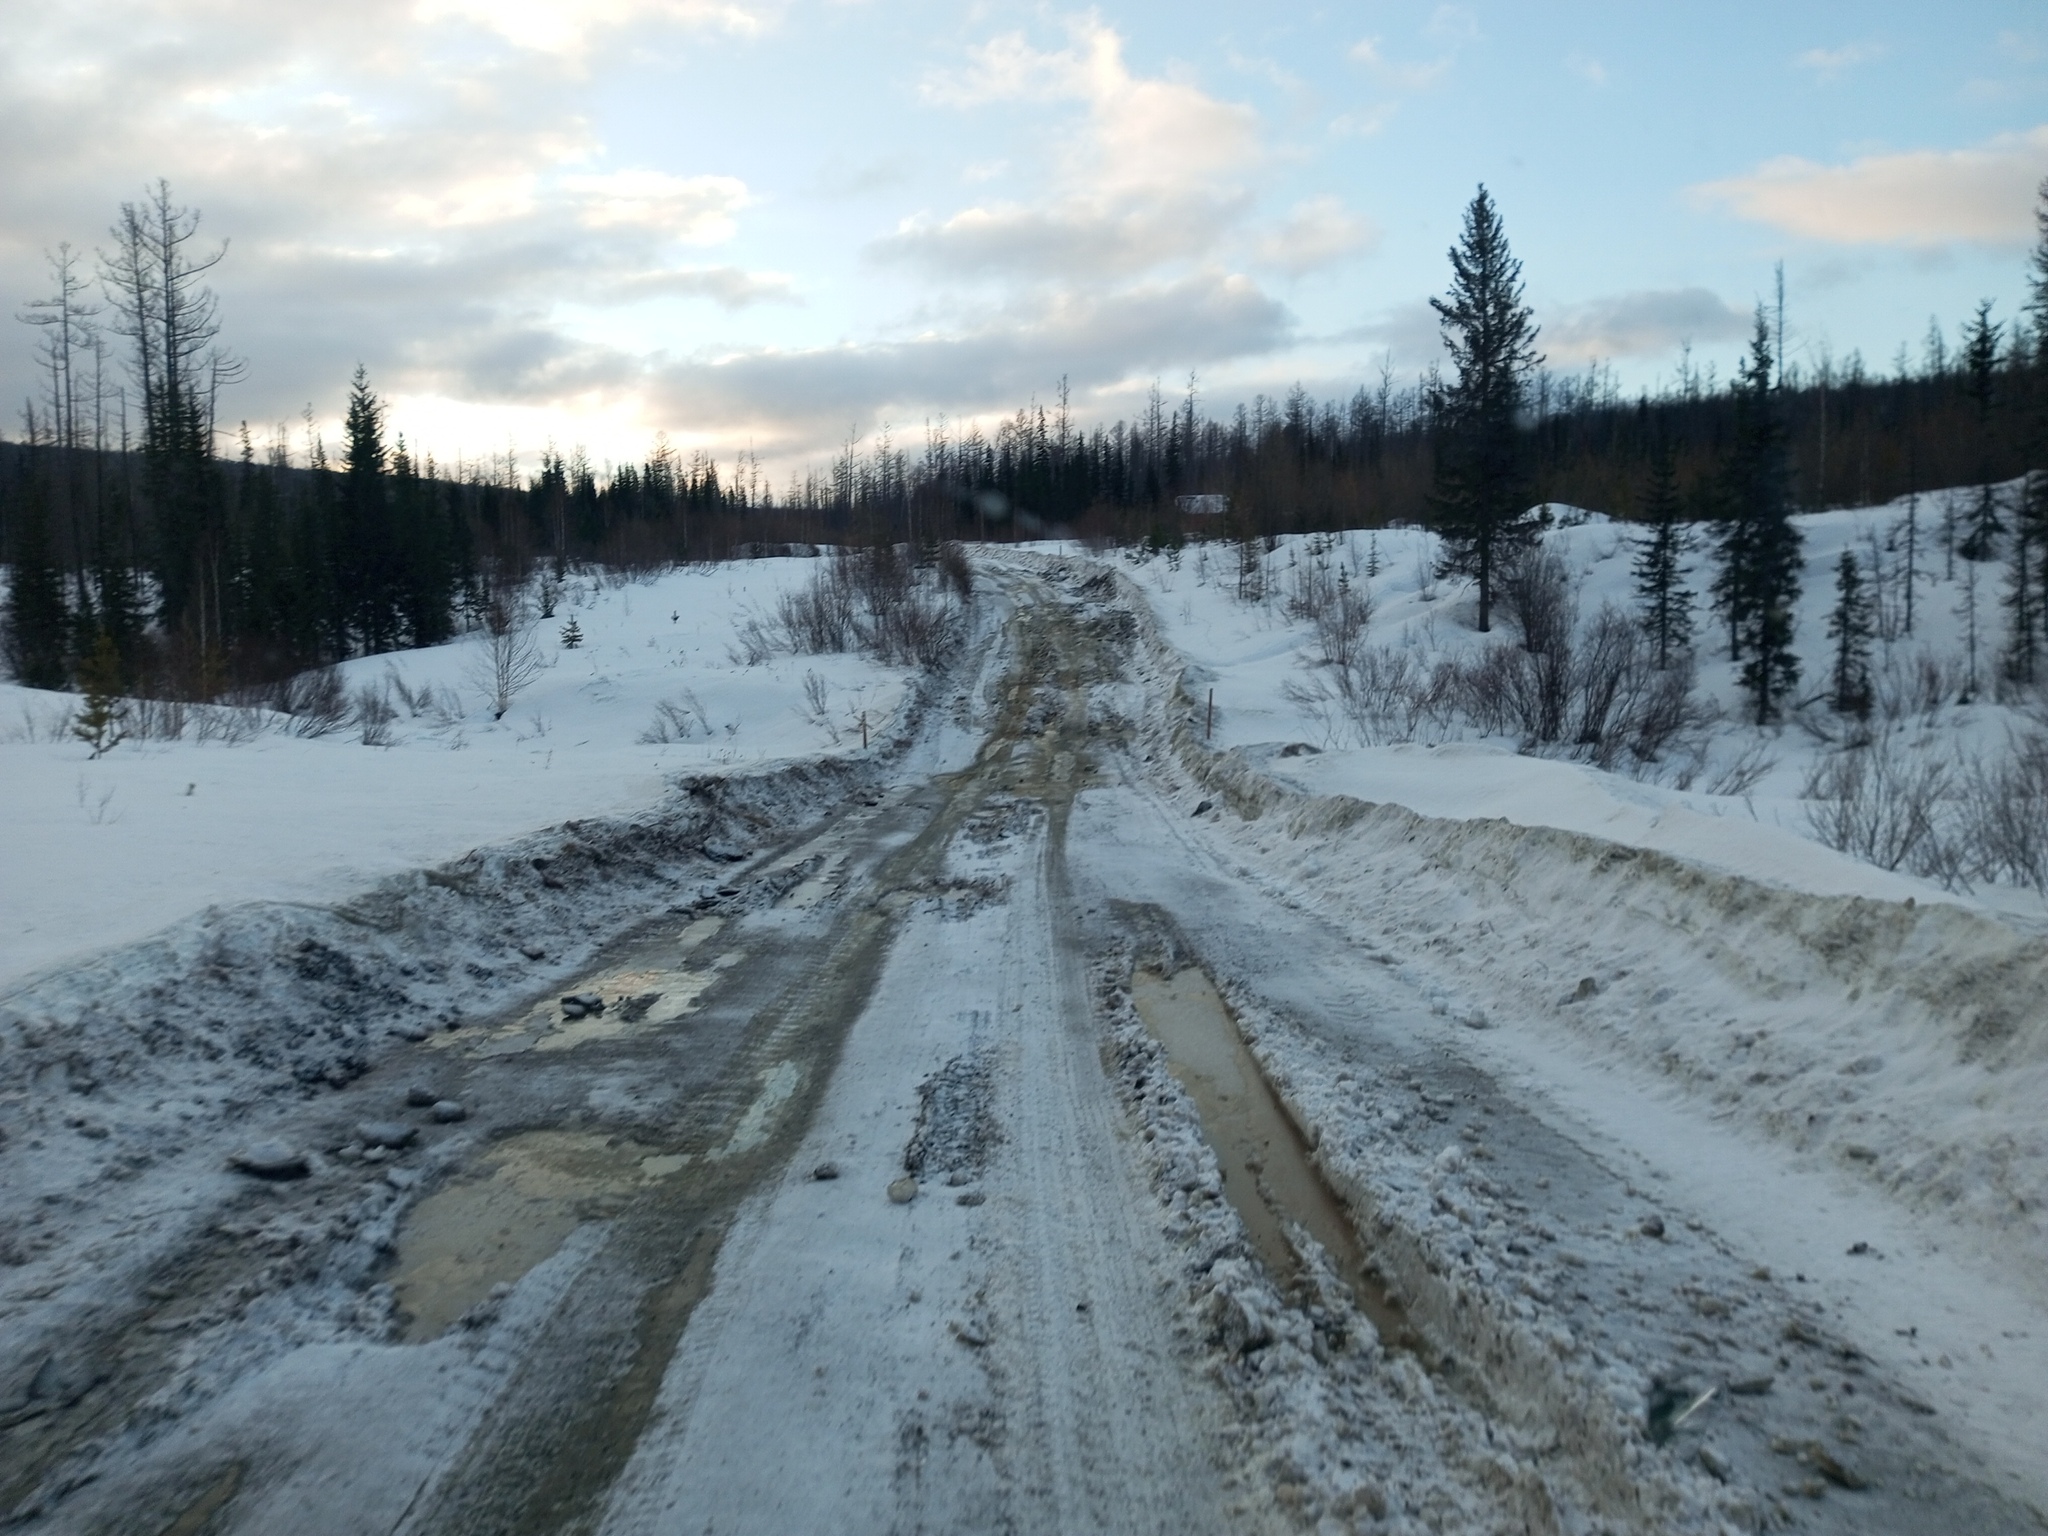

left=72, top=631, right=127, bottom=758
left=560, top=616, right=583, bottom=649
left=1827, top=551, right=1873, bottom=719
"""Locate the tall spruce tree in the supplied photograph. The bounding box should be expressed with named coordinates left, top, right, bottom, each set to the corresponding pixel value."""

left=1713, top=308, right=1803, bottom=723
left=4, top=475, right=71, bottom=689
left=1960, top=300, right=2003, bottom=561
left=1631, top=434, right=1692, bottom=667
left=1827, top=550, right=1873, bottom=717
left=1428, top=186, right=1543, bottom=632
left=339, top=365, right=400, bottom=652
left=2011, top=179, right=2048, bottom=683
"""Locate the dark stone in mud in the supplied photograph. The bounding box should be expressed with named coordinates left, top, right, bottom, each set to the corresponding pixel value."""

left=520, top=944, right=547, bottom=961
left=28, top=1355, right=102, bottom=1406
left=431, top=1100, right=468, bottom=1123
left=1278, top=742, right=1321, bottom=757
left=357, top=1120, right=418, bottom=1149
left=1640, top=1214, right=1666, bottom=1239
left=955, top=1191, right=986, bottom=1207
left=560, top=992, right=606, bottom=1019
left=1572, top=976, right=1599, bottom=1001
left=230, top=1141, right=309, bottom=1179
left=702, top=840, right=749, bottom=863
left=1191, top=800, right=1213, bottom=817
left=391, top=1024, right=430, bottom=1043
left=406, top=1085, right=439, bottom=1107
left=811, top=1162, right=841, bottom=1180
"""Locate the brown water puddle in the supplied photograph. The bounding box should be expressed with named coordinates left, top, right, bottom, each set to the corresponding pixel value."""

left=1130, top=967, right=1414, bottom=1349
left=390, top=1131, right=682, bottom=1340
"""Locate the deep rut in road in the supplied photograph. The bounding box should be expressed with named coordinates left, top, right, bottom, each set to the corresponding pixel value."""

left=1127, top=963, right=1416, bottom=1352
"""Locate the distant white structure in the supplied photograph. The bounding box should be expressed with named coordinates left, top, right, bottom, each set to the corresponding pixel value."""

left=1175, top=493, right=1229, bottom=517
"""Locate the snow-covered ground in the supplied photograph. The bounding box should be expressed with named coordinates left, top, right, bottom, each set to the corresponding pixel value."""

left=0, top=558, right=915, bottom=991
left=1125, top=491, right=2047, bottom=923
left=4, top=510, right=2046, bottom=1533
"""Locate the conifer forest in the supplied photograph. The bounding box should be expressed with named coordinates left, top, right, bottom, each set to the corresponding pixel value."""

left=6, top=180, right=2047, bottom=707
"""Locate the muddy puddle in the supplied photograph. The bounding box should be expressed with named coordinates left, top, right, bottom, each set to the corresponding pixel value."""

left=450, top=920, right=740, bottom=1059
left=390, top=1044, right=814, bottom=1340
left=391, top=1131, right=685, bottom=1339
left=1131, top=967, right=1414, bottom=1348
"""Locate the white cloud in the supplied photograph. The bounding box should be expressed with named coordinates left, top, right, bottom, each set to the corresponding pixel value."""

left=1425, top=5, right=1480, bottom=47
left=1255, top=197, right=1377, bottom=275
left=928, top=18, right=1258, bottom=197
left=1794, top=41, right=1885, bottom=82
left=1998, top=31, right=2044, bottom=65
left=1341, top=13, right=1474, bottom=137
left=1328, top=104, right=1399, bottom=139
left=871, top=193, right=1243, bottom=279
left=605, top=266, right=798, bottom=308
left=1566, top=52, right=1608, bottom=87
left=1343, top=298, right=1444, bottom=365
left=1544, top=288, right=1747, bottom=361
left=896, top=16, right=1266, bottom=284
left=1692, top=127, right=2048, bottom=247
left=412, top=0, right=767, bottom=54
left=644, top=269, right=1291, bottom=447
left=1347, top=37, right=1450, bottom=92
left=565, top=171, right=752, bottom=240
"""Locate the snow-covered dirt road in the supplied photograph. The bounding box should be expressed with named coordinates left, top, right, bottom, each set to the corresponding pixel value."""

left=3, top=555, right=2044, bottom=1534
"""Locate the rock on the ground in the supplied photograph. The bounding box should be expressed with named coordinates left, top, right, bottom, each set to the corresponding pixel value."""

left=405, top=1085, right=439, bottom=1107
left=230, top=1140, right=309, bottom=1179
left=811, top=1161, right=840, bottom=1181
left=356, top=1120, right=418, bottom=1149
left=430, top=1100, right=468, bottom=1123
left=887, top=1176, right=918, bottom=1204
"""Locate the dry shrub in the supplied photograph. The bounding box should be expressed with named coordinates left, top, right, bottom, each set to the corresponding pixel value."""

left=745, top=543, right=963, bottom=671
left=280, top=666, right=348, bottom=737
left=1803, top=733, right=1955, bottom=878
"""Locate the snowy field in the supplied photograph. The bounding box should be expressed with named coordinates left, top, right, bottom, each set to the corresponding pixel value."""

left=1119, top=488, right=2048, bottom=924
left=0, top=558, right=916, bottom=992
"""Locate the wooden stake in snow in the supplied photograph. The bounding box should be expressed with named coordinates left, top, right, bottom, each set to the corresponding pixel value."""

left=1206, top=689, right=1214, bottom=741
left=860, top=710, right=869, bottom=750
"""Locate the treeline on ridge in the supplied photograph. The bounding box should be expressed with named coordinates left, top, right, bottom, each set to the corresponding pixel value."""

left=4, top=180, right=2047, bottom=702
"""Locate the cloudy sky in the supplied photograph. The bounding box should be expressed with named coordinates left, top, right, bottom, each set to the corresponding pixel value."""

left=3, top=0, right=2045, bottom=478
